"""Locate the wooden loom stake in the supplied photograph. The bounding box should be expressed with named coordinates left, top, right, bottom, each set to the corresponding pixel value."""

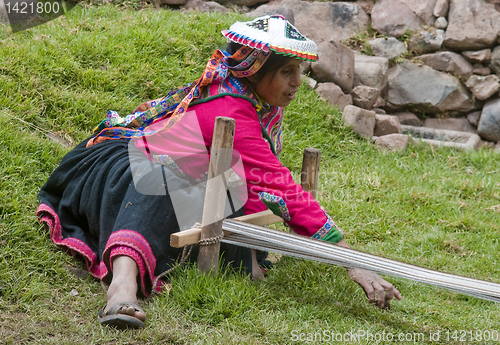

left=197, top=116, right=235, bottom=276
left=300, top=148, right=321, bottom=198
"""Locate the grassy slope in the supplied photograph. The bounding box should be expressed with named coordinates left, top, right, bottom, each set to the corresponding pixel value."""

left=0, top=4, right=499, bottom=344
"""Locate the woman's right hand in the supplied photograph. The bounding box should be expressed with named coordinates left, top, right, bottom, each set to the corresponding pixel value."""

left=334, top=239, right=402, bottom=309
left=347, top=267, right=402, bottom=309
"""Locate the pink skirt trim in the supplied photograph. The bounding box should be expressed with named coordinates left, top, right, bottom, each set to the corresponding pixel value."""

left=36, top=203, right=164, bottom=297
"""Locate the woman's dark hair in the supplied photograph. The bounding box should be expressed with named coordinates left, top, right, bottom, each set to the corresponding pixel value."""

left=226, top=41, right=293, bottom=85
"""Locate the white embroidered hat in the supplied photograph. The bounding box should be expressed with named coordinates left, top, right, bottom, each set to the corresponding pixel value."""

left=222, top=15, right=318, bottom=62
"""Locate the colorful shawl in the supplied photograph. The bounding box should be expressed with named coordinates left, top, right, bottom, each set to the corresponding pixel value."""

left=86, top=46, right=285, bottom=156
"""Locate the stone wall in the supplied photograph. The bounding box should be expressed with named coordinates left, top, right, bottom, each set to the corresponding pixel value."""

left=174, top=0, right=500, bottom=148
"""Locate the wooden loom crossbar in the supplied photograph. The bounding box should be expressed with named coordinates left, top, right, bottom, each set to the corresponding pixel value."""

left=197, top=116, right=235, bottom=275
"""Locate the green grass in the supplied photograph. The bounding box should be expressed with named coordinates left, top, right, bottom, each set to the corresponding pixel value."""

left=342, top=24, right=382, bottom=56
left=1, top=4, right=500, bottom=344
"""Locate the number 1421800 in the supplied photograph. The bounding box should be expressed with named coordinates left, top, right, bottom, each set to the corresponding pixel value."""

left=5, top=1, right=61, bottom=15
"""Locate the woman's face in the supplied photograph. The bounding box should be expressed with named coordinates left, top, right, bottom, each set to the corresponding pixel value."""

left=253, top=57, right=302, bottom=107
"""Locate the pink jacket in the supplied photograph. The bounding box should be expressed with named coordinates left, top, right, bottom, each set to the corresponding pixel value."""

left=134, top=95, right=343, bottom=242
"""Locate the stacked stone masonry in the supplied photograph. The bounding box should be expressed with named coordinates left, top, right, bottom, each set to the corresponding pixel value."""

left=174, top=0, right=500, bottom=151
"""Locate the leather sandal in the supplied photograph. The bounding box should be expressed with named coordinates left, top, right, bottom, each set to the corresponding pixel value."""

left=97, top=302, right=145, bottom=329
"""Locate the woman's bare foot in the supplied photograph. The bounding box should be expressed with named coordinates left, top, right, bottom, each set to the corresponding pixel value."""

left=104, top=255, right=146, bottom=322
left=251, top=249, right=265, bottom=280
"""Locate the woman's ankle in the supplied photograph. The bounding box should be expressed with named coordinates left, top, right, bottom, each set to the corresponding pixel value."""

left=107, top=255, right=140, bottom=302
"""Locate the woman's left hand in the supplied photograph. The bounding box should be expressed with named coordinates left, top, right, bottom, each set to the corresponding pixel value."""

left=347, top=267, right=402, bottom=309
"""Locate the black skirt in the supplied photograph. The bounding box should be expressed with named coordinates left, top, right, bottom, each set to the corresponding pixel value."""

left=37, top=138, right=252, bottom=296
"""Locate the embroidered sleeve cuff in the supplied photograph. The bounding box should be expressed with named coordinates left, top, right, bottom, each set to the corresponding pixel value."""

left=311, top=208, right=344, bottom=244
left=258, top=191, right=291, bottom=221
left=319, top=228, right=344, bottom=243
